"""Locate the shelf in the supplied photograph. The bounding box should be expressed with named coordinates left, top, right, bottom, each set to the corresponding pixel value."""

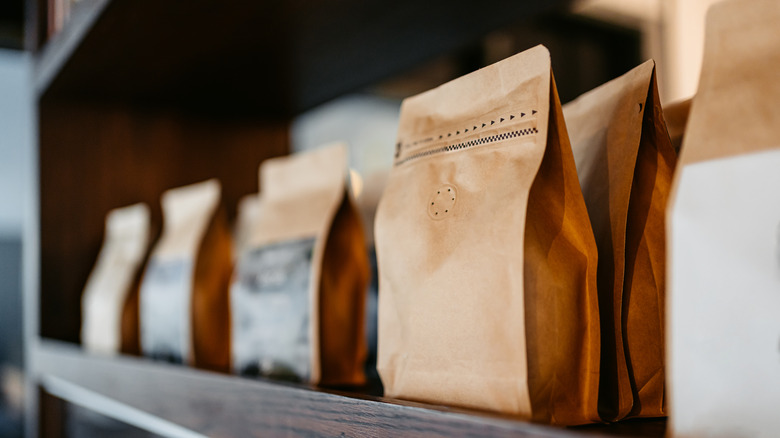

left=33, top=0, right=109, bottom=100
left=33, top=340, right=664, bottom=437
left=33, top=0, right=570, bottom=116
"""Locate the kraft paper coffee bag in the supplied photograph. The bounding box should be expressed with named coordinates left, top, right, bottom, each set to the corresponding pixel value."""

left=140, top=179, right=232, bottom=372
left=230, top=144, right=369, bottom=385
left=668, top=0, right=780, bottom=436
left=376, top=45, right=600, bottom=425
left=81, top=203, right=150, bottom=355
left=564, top=61, right=676, bottom=420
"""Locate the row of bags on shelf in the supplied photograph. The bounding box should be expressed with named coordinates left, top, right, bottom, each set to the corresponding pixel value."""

left=80, top=0, right=780, bottom=433
left=81, top=144, right=371, bottom=386
left=381, top=2, right=780, bottom=433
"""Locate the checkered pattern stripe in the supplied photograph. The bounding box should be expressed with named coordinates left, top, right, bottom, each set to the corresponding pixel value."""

left=395, top=127, right=538, bottom=166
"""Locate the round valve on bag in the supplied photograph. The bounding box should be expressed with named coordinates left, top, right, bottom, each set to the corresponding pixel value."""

left=428, top=185, right=457, bottom=220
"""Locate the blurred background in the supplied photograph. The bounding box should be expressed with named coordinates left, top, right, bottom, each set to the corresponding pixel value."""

left=0, top=48, right=31, bottom=438
left=0, top=0, right=727, bottom=436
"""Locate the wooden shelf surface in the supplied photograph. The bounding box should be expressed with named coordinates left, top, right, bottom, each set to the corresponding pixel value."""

left=33, top=340, right=665, bottom=437
left=33, top=0, right=570, bottom=116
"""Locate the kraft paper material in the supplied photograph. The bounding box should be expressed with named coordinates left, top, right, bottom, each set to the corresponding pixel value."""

left=81, top=203, right=150, bottom=355
left=376, top=45, right=601, bottom=425
left=564, top=61, right=676, bottom=420
left=231, top=144, right=369, bottom=385
left=139, top=179, right=233, bottom=372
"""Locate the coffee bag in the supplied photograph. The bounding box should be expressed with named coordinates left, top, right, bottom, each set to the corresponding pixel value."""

left=376, top=45, right=600, bottom=425
left=230, top=144, right=369, bottom=385
left=139, top=179, right=232, bottom=372
left=564, top=60, right=676, bottom=420
left=81, top=203, right=150, bottom=355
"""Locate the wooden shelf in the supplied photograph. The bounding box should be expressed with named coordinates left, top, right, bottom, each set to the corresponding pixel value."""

left=33, top=0, right=570, bottom=116
left=34, top=340, right=664, bottom=437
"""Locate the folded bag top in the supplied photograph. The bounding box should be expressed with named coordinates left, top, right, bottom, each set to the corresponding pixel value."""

left=376, top=45, right=601, bottom=425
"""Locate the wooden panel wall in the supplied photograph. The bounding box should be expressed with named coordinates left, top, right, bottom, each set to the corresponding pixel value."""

left=39, top=100, right=289, bottom=342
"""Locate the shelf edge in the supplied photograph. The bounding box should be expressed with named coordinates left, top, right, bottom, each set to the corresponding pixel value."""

left=33, top=339, right=593, bottom=437
left=41, top=374, right=206, bottom=438
left=33, top=0, right=111, bottom=99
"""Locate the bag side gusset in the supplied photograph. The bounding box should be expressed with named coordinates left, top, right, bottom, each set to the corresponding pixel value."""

left=524, top=73, right=601, bottom=425
left=622, top=67, right=676, bottom=419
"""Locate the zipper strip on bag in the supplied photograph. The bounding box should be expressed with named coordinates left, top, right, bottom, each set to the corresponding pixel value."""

left=394, top=111, right=539, bottom=166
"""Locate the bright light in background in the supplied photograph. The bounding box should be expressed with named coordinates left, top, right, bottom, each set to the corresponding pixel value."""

left=662, top=0, right=726, bottom=101
left=291, top=94, right=400, bottom=179
left=349, top=168, right=364, bottom=199
left=574, top=0, right=728, bottom=102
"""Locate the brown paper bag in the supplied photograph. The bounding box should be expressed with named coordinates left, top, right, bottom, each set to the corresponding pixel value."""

left=230, top=144, right=369, bottom=386
left=668, top=0, right=780, bottom=436
left=563, top=61, right=676, bottom=420
left=81, top=203, right=150, bottom=355
left=139, top=179, right=233, bottom=372
left=375, top=45, right=600, bottom=425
